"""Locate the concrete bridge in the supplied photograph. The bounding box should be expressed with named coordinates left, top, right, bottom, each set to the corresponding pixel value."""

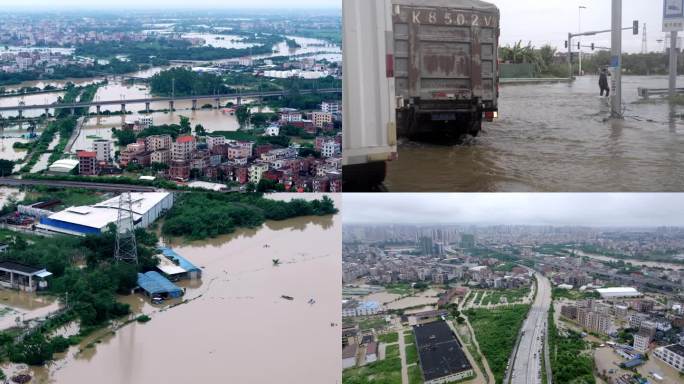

left=0, top=88, right=341, bottom=117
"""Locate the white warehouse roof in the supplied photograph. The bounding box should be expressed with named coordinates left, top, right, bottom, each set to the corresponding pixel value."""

left=42, top=192, right=171, bottom=232
left=48, top=159, right=79, bottom=173
left=596, top=287, right=642, bottom=298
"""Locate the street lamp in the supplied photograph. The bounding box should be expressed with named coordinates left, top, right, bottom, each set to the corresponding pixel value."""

left=579, top=6, right=587, bottom=76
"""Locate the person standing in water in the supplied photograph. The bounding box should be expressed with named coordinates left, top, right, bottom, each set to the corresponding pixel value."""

left=599, top=68, right=611, bottom=97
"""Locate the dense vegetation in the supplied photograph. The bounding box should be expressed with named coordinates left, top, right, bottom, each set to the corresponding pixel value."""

left=0, top=58, right=140, bottom=86
left=150, top=67, right=229, bottom=97
left=500, top=41, right=684, bottom=77
left=0, top=224, right=160, bottom=365
left=548, top=308, right=595, bottom=384
left=162, top=193, right=338, bottom=240
left=465, top=305, right=530, bottom=384
left=342, top=356, right=402, bottom=384
left=0, top=160, right=12, bottom=177
left=76, top=36, right=281, bottom=63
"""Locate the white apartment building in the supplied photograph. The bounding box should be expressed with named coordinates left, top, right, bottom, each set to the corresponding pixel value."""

left=321, top=141, right=340, bottom=158
left=145, top=135, right=172, bottom=152
left=321, top=100, right=341, bottom=114
left=206, top=136, right=226, bottom=150
left=248, top=163, right=269, bottom=184
left=171, top=136, right=196, bottom=162
left=653, top=344, right=684, bottom=372
left=92, top=139, right=112, bottom=162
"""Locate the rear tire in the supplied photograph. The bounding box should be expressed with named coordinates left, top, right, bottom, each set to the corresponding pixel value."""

left=342, top=162, right=387, bottom=192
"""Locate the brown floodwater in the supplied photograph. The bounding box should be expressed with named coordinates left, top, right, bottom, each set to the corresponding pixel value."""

left=33, top=194, right=342, bottom=384
left=385, top=75, right=684, bottom=192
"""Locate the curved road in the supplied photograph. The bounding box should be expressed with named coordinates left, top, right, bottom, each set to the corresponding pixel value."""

left=510, top=271, right=552, bottom=384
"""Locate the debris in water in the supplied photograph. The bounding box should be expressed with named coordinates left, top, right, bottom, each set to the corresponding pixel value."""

left=281, top=295, right=294, bottom=301
left=272, top=259, right=281, bottom=266
left=308, top=299, right=316, bottom=305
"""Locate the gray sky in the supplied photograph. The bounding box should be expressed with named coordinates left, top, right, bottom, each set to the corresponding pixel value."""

left=495, top=0, right=667, bottom=53
left=1, top=1, right=667, bottom=53
left=3, top=0, right=340, bottom=10
left=343, top=194, right=684, bottom=227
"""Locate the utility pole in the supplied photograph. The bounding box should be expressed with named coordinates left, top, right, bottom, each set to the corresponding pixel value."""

left=611, top=0, right=623, bottom=118
left=568, top=32, right=573, bottom=78
left=579, top=6, right=587, bottom=76
left=670, top=30, right=678, bottom=97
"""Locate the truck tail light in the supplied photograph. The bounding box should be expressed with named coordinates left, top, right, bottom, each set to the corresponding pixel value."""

left=484, top=111, right=498, bottom=122
left=386, top=54, right=394, bottom=78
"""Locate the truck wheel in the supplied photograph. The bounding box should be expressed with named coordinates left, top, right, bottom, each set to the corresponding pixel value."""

left=468, top=118, right=483, bottom=137
left=342, top=162, right=387, bottom=192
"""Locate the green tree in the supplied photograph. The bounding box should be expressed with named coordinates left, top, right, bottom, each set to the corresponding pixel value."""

left=0, top=159, right=14, bottom=176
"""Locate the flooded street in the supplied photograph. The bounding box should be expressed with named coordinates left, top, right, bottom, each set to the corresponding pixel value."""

left=43, top=194, right=341, bottom=384
left=386, top=76, right=684, bottom=192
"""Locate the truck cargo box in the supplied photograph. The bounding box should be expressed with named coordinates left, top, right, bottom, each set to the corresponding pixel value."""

left=392, top=0, right=500, bottom=110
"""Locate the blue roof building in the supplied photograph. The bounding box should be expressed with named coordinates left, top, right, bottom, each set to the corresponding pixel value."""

left=137, top=271, right=183, bottom=298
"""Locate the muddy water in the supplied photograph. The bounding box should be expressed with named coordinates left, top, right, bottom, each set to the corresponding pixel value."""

left=574, top=250, right=684, bottom=271
left=48, top=194, right=341, bottom=384
left=385, top=75, right=684, bottom=192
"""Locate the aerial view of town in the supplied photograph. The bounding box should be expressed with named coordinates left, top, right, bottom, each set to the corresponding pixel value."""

left=342, top=194, right=684, bottom=384
left=0, top=6, right=342, bottom=193
left=0, top=1, right=342, bottom=383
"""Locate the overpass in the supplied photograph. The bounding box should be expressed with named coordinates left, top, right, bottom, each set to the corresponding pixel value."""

left=0, top=88, right=342, bottom=117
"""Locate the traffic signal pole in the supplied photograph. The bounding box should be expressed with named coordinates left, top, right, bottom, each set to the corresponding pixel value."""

left=610, top=0, right=622, bottom=118
left=670, top=30, right=678, bottom=97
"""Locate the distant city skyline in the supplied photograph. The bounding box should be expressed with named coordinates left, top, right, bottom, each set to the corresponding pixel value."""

left=343, top=193, right=684, bottom=227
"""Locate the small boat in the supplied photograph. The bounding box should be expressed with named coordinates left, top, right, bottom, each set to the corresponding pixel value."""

left=272, top=259, right=281, bottom=266
left=281, top=295, right=294, bottom=301
left=308, top=299, right=316, bottom=305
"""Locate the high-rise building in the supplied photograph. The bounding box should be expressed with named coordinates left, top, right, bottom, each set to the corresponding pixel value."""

left=419, top=236, right=433, bottom=256
left=92, top=139, right=111, bottom=163
left=460, top=234, right=475, bottom=249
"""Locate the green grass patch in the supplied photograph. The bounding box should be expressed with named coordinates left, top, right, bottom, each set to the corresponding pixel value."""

left=378, top=332, right=398, bottom=344
left=408, top=365, right=423, bottom=384
left=465, top=305, right=530, bottom=384
left=343, top=357, right=402, bottom=384
left=357, top=317, right=387, bottom=332
left=404, top=332, right=414, bottom=345
left=405, top=343, right=418, bottom=365
left=385, top=344, right=400, bottom=358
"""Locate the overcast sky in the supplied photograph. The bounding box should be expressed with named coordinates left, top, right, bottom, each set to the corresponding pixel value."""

left=2, top=0, right=340, bottom=10
left=494, top=0, right=667, bottom=53
left=1, top=1, right=669, bottom=53
left=343, top=194, right=684, bottom=227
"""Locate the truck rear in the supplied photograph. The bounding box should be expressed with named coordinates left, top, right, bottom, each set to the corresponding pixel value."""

left=342, top=0, right=397, bottom=191
left=392, top=0, right=500, bottom=139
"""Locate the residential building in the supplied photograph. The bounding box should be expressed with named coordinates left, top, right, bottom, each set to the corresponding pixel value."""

left=264, top=125, right=280, bottom=136
left=633, top=326, right=655, bottom=352
left=139, top=115, right=153, bottom=129
left=77, top=151, right=98, bottom=175
left=653, top=344, right=684, bottom=372
left=321, top=100, right=341, bottom=114
left=172, top=136, right=196, bottom=162
left=151, top=149, right=171, bottom=165
left=311, top=111, right=333, bottom=128
left=145, top=135, right=172, bottom=152
left=92, top=139, right=111, bottom=162
left=321, top=141, right=340, bottom=158
left=249, top=163, right=269, bottom=184
left=206, top=136, right=225, bottom=150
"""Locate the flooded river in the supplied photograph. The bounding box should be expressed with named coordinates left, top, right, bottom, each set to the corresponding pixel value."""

left=575, top=250, right=684, bottom=271
left=37, top=194, right=341, bottom=384
left=386, top=75, right=684, bottom=192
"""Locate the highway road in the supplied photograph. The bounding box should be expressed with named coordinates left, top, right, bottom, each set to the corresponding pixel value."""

left=510, top=271, right=552, bottom=384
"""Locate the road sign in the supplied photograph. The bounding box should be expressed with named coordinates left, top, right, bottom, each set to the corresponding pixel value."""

left=664, top=0, right=684, bottom=32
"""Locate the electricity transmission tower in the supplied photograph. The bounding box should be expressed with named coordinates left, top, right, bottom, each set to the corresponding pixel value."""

left=114, top=192, right=138, bottom=264
left=642, top=23, right=648, bottom=54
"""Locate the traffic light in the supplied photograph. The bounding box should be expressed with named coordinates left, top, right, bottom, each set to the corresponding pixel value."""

left=591, top=43, right=595, bottom=51
left=633, top=20, right=639, bottom=35
left=564, top=40, right=568, bottom=48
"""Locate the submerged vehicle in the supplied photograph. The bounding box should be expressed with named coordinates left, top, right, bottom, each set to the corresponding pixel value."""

left=343, top=0, right=501, bottom=191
